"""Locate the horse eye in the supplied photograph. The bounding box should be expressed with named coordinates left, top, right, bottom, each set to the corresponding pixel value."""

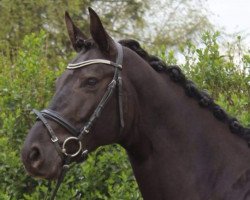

left=85, top=77, right=98, bottom=87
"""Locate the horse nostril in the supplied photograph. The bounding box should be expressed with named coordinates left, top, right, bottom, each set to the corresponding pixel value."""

left=29, top=147, right=41, bottom=162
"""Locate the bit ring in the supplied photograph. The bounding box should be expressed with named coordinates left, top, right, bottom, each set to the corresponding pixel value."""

left=62, top=137, right=82, bottom=157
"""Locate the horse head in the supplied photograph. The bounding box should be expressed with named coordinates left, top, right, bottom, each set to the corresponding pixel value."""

left=21, top=8, right=145, bottom=180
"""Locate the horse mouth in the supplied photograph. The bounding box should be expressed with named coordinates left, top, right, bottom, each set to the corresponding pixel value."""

left=22, top=156, right=63, bottom=181
left=25, top=166, right=62, bottom=180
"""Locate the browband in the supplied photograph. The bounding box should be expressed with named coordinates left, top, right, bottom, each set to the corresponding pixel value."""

left=67, top=43, right=123, bottom=70
left=67, top=59, right=122, bottom=70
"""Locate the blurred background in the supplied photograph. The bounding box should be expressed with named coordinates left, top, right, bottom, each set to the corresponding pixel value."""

left=0, top=0, right=249, bottom=199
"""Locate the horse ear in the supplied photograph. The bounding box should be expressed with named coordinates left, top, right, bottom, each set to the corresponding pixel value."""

left=88, top=7, right=116, bottom=55
left=65, top=11, right=87, bottom=52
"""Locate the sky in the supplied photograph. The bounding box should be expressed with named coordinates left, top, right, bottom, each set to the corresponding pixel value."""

left=207, top=0, right=250, bottom=42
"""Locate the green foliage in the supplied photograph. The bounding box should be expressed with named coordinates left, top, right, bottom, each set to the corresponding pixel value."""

left=0, top=30, right=62, bottom=199
left=147, top=0, right=212, bottom=47
left=0, top=0, right=150, bottom=66
left=174, top=32, right=250, bottom=126
left=0, top=0, right=211, bottom=65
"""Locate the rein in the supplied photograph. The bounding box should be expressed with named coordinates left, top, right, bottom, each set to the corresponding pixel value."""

left=33, top=43, right=124, bottom=200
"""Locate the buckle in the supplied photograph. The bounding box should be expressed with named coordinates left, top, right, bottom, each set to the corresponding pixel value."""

left=51, top=136, right=59, bottom=143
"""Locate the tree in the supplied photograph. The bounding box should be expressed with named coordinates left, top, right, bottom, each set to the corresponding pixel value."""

left=0, top=0, right=211, bottom=63
left=0, top=0, right=149, bottom=64
left=139, top=0, right=212, bottom=47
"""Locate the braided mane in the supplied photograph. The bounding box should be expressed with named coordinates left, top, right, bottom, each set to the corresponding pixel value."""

left=119, top=39, right=250, bottom=144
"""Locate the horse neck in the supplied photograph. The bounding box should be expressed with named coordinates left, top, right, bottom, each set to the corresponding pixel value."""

left=121, top=58, right=250, bottom=199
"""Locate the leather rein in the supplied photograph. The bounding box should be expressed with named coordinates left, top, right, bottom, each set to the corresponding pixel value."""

left=33, top=43, right=124, bottom=200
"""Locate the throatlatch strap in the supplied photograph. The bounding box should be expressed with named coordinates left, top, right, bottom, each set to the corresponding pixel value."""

left=115, top=43, right=123, bottom=65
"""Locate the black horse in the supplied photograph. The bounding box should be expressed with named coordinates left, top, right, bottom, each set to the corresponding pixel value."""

left=22, top=8, right=250, bottom=200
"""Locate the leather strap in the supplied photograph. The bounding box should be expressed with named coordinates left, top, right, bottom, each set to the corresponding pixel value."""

left=115, top=43, right=123, bottom=66
left=67, top=59, right=122, bottom=69
left=33, top=109, right=63, bottom=159
left=41, top=109, right=79, bottom=136
left=115, top=43, right=124, bottom=129
left=78, top=67, right=119, bottom=141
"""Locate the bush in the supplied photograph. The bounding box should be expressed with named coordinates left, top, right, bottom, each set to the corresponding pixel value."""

left=0, top=30, right=63, bottom=199
left=177, top=32, right=250, bottom=126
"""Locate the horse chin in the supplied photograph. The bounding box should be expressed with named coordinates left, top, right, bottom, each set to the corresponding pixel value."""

left=38, top=165, right=62, bottom=180
left=44, top=169, right=61, bottom=180
left=47, top=159, right=64, bottom=180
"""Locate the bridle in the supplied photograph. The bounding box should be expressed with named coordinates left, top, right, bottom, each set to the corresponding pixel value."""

left=33, top=42, right=124, bottom=200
